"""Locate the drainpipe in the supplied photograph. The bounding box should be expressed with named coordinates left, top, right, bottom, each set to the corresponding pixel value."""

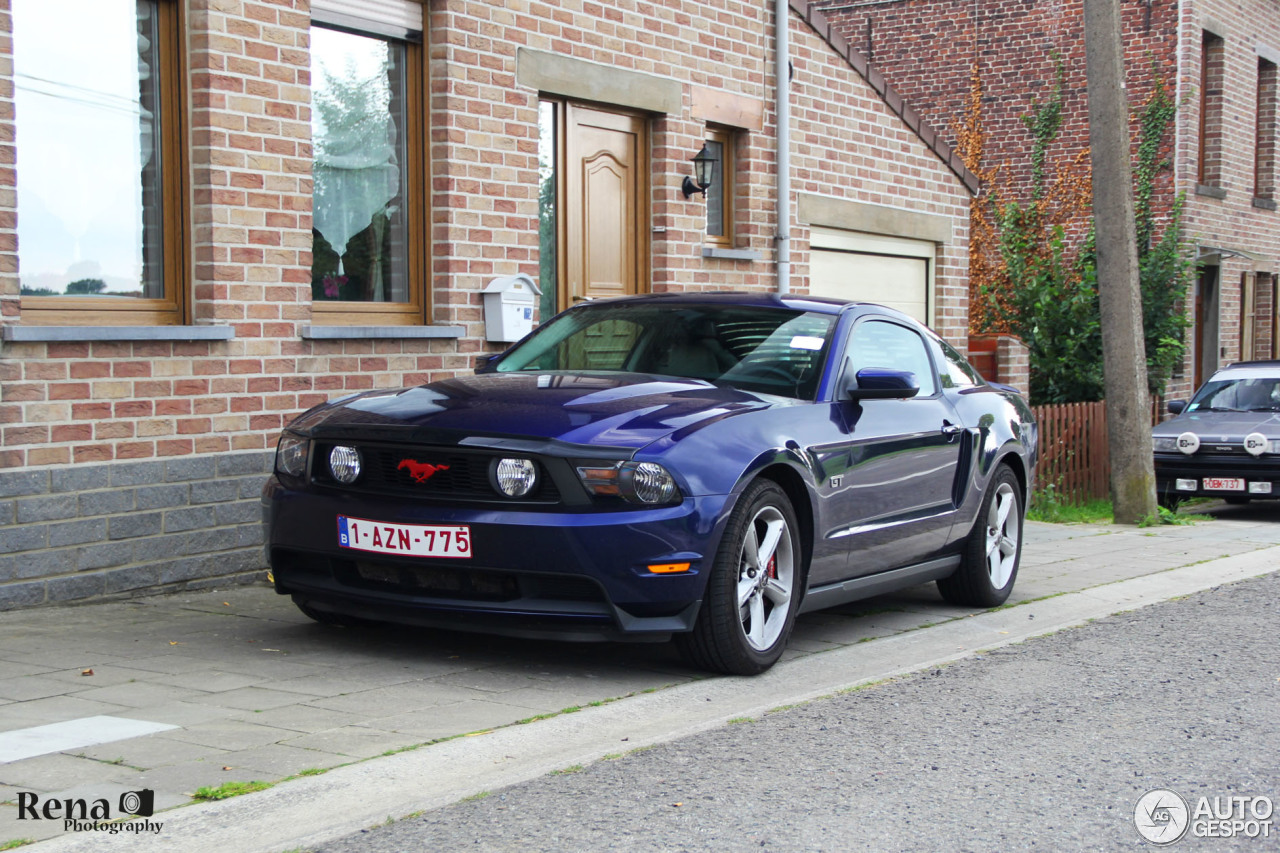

left=775, top=0, right=791, bottom=295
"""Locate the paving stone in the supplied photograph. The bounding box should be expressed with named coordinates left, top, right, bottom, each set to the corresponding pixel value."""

left=224, top=704, right=357, bottom=734
left=279, top=726, right=420, bottom=760
left=74, top=734, right=228, bottom=770
left=190, top=686, right=318, bottom=712
left=307, top=681, right=487, bottom=717
left=0, top=752, right=131, bottom=791
left=162, top=720, right=297, bottom=752
left=209, top=742, right=351, bottom=779
left=150, top=670, right=268, bottom=693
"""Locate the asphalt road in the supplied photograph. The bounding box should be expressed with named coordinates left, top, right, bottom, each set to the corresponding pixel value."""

left=312, top=571, right=1280, bottom=852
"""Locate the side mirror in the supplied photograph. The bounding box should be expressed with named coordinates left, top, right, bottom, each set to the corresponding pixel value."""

left=1167, top=399, right=1187, bottom=416
left=845, top=368, right=920, bottom=401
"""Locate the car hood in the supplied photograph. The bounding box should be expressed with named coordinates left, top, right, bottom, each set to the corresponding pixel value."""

left=1153, top=410, right=1280, bottom=440
left=288, top=372, right=780, bottom=451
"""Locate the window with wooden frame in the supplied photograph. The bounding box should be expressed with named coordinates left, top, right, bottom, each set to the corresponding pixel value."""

left=703, top=126, right=737, bottom=247
left=1198, top=31, right=1226, bottom=189
left=309, top=1, right=428, bottom=325
left=14, top=0, right=188, bottom=325
left=1255, top=58, right=1277, bottom=206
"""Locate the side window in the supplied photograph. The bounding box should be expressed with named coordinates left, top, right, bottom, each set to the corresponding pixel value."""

left=844, top=320, right=938, bottom=397
left=938, top=339, right=984, bottom=389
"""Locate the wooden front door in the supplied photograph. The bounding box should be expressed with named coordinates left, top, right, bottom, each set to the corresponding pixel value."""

left=564, top=103, right=648, bottom=307
left=1195, top=265, right=1220, bottom=387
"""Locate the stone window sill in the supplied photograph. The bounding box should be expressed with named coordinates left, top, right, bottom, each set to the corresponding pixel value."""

left=702, top=246, right=763, bottom=261
left=1, top=325, right=236, bottom=343
left=300, top=325, right=466, bottom=340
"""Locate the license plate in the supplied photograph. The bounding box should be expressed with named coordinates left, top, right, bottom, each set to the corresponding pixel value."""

left=337, top=516, right=471, bottom=559
left=1202, top=477, right=1245, bottom=492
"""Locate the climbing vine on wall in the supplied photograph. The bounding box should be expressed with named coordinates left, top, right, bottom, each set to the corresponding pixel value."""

left=959, top=63, right=1191, bottom=404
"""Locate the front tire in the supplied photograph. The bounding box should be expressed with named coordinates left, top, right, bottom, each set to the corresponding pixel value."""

left=937, top=465, right=1023, bottom=608
left=677, top=480, right=803, bottom=675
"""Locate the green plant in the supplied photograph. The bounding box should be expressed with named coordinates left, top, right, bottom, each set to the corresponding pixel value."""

left=1028, top=490, right=1114, bottom=524
left=974, top=68, right=1191, bottom=403
left=191, top=781, right=273, bottom=801
left=1140, top=505, right=1213, bottom=527
left=1, top=841, right=35, bottom=851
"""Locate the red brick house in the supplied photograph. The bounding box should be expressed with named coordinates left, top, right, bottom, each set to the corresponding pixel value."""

left=820, top=0, right=1280, bottom=400
left=0, top=0, right=980, bottom=608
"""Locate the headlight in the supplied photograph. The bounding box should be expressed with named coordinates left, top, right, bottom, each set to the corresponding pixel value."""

left=275, top=433, right=309, bottom=477
left=575, top=461, right=682, bottom=505
left=491, top=457, right=538, bottom=497
left=1153, top=436, right=1179, bottom=453
left=623, top=462, right=680, bottom=504
left=328, top=445, right=362, bottom=484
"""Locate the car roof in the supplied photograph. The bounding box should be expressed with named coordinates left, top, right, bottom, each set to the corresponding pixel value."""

left=1210, top=362, right=1280, bottom=380
left=573, top=290, right=903, bottom=320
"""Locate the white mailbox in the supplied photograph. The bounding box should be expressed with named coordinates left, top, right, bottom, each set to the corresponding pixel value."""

left=482, top=273, right=541, bottom=343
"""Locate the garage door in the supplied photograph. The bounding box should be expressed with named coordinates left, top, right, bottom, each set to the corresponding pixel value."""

left=808, top=228, right=933, bottom=324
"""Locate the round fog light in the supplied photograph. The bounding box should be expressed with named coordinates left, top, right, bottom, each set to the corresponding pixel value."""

left=329, top=445, right=362, bottom=484
left=492, top=457, right=537, bottom=497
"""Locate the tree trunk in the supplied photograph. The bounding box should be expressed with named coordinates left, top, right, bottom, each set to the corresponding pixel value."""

left=1083, top=0, right=1158, bottom=523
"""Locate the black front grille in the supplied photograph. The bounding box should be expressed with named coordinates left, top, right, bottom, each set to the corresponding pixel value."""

left=272, top=549, right=605, bottom=605
left=312, top=443, right=561, bottom=503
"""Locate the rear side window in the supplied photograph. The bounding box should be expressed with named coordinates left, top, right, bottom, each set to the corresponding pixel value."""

left=938, top=339, right=984, bottom=389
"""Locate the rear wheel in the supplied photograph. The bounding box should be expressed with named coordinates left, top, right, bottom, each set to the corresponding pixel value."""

left=938, top=465, right=1023, bottom=608
left=677, top=480, right=803, bottom=675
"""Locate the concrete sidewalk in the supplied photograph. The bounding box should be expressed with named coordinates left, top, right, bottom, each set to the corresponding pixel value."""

left=3, top=502, right=1280, bottom=848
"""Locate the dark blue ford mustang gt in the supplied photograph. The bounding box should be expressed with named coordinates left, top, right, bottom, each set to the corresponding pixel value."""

left=263, top=293, right=1037, bottom=674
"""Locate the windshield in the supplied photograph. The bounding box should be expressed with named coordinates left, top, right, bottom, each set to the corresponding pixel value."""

left=1187, top=376, right=1280, bottom=412
left=494, top=302, right=837, bottom=400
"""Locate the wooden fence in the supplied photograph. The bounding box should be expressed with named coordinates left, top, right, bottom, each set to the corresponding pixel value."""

left=1030, top=398, right=1165, bottom=503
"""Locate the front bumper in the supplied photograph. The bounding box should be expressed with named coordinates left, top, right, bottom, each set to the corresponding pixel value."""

left=1154, top=453, right=1280, bottom=499
left=262, top=477, right=732, bottom=641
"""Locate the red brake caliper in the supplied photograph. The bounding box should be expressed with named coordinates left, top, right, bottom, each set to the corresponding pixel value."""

left=767, top=554, right=777, bottom=579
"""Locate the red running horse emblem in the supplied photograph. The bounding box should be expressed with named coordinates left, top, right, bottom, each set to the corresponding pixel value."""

left=397, top=459, right=450, bottom=483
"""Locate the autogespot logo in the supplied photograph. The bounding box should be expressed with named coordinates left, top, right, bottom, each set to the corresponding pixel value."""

left=1135, top=789, right=1276, bottom=844
left=1134, top=789, right=1190, bottom=845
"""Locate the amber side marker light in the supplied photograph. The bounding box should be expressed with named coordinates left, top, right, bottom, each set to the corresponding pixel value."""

left=647, top=562, right=692, bottom=574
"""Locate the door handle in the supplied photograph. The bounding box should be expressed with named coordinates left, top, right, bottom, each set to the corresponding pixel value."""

left=941, top=421, right=963, bottom=440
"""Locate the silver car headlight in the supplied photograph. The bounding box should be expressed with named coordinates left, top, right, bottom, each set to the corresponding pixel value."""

left=575, top=461, right=683, bottom=505
left=1153, top=436, right=1179, bottom=453
left=275, top=433, right=309, bottom=477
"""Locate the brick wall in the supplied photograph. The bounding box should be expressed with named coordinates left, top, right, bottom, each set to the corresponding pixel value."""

left=0, top=0, right=973, bottom=608
left=822, top=0, right=1280, bottom=404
